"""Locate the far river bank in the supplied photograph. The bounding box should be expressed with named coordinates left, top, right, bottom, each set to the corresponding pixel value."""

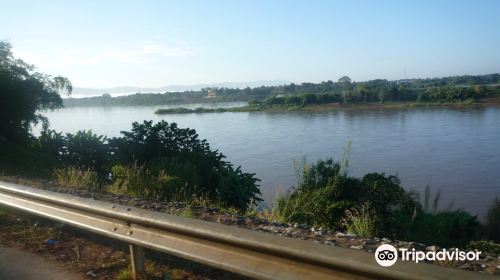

left=154, top=97, right=500, bottom=115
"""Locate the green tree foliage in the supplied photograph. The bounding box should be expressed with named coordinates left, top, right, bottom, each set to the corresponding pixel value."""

left=0, top=41, right=72, bottom=142
left=64, top=73, right=500, bottom=107
left=486, top=197, right=500, bottom=242
left=38, top=121, right=262, bottom=210
left=39, top=129, right=109, bottom=175
left=109, top=121, right=261, bottom=210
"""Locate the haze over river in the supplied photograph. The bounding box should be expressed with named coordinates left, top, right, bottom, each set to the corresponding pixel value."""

left=41, top=103, right=500, bottom=217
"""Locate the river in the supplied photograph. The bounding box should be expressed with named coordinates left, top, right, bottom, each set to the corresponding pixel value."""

left=40, top=103, right=500, bottom=217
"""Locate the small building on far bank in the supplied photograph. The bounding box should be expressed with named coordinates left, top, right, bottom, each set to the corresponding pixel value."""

left=206, top=90, right=217, bottom=98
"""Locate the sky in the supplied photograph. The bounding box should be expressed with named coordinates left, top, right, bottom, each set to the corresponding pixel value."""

left=1, top=0, right=499, bottom=88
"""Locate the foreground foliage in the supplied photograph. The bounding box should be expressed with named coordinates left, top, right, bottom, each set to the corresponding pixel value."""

left=274, top=158, right=498, bottom=247
left=0, top=41, right=71, bottom=143
left=38, top=121, right=262, bottom=210
left=0, top=39, right=261, bottom=211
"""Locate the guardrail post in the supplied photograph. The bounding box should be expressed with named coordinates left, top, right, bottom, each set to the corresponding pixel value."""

left=129, top=244, right=145, bottom=279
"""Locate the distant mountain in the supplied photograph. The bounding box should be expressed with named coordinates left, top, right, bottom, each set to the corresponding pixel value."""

left=71, top=80, right=290, bottom=98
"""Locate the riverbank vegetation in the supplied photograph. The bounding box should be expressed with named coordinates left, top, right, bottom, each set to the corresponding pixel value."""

left=154, top=81, right=500, bottom=114
left=272, top=156, right=499, bottom=247
left=1, top=40, right=499, bottom=250
left=0, top=41, right=261, bottom=211
left=66, top=73, right=500, bottom=109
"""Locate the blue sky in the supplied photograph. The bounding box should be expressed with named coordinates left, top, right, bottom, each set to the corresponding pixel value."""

left=1, top=0, right=499, bottom=88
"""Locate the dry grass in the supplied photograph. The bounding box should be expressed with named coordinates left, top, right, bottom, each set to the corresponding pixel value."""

left=53, top=166, right=101, bottom=191
left=341, top=204, right=377, bottom=238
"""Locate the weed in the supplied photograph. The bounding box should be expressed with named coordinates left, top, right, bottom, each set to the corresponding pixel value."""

left=53, top=166, right=101, bottom=191
left=342, top=204, right=377, bottom=238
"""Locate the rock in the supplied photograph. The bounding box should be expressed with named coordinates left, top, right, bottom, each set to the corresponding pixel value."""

left=207, top=207, right=220, bottom=213
left=350, top=245, right=364, bottom=250
left=364, top=239, right=378, bottom=246
left=457, top=264, right=474, bottom=270
left=335, top=232, right=346, bottom=237
left=409, top=242, right=427, bottom=251
left=426, top=245, right=438, bottom=251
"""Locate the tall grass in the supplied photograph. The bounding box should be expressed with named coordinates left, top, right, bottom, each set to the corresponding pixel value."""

left=271, top=142, right=353, bottom=227
left=422, top=185, right=445, bottom=213
left=486, top=197, right=500, bottom=241
left=342, top=204, right=377, bottom=238
left=110, top=163, right=181, bottom=202
left=53, top=166, right=101, bottom=191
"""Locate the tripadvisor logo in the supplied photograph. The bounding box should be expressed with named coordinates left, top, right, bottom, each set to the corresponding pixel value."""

left=374, top=244, right=481, bottom=267
left=375, top=244, right=398, bottom=267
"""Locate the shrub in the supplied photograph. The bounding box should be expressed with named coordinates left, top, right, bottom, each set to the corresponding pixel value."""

left=467, top=240, right=500, bottom=254
left=53, top=166, right=101, bottom=191
left=0, top=138, right=59, bottom=178
left=389, top=208, right=480, bottom=247
left=63, top=130, right=109, bottom=173
left=39, top=129, right=109, bottom=176
left=36, top=120, right=261, bottom=210
left=109, top=121, right=261, bottom=210
left=486, top=197, right=500, bottom=241
left=273, top=156, right=409, bottom=229
left=273, top=181, right=357, bottom=228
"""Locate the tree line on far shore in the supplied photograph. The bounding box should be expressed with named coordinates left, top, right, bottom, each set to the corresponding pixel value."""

left=64, top=74, right=500, bottom=107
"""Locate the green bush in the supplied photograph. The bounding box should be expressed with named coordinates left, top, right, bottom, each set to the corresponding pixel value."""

left=467, top=240, right=500, bottom=254
left=39, top=129, right=109, bottom=176
left=486, top=197, right=500, bottom=241
left=389, top=208, right=480, bottom=247
left=273, top=180, right=357, bottom=228
left=273, top=158, right=410, bottom=229
left=33, top=120, right=261, bottom=210
left=0, top=138, right=59, bottom=178
left=109, top=121, right=261, bottom=210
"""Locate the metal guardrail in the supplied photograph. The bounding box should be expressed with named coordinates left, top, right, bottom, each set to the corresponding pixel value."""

left=0, top=181, right=496, bottom=280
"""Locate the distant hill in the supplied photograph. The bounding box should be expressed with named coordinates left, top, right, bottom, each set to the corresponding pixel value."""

left=71, top=80, right=290, bottom=98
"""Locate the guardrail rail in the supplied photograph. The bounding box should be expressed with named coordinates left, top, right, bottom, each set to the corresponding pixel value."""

left=0, top=181, right=496, bottom=280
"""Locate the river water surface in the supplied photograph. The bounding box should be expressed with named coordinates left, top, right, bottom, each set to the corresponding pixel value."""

left=41, top=103, right=500, bottom=217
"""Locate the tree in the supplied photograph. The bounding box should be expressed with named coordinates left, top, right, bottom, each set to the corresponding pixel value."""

left=0, top=41, right=72, bottom=143
left=338, top=76, right=352, bottom=103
